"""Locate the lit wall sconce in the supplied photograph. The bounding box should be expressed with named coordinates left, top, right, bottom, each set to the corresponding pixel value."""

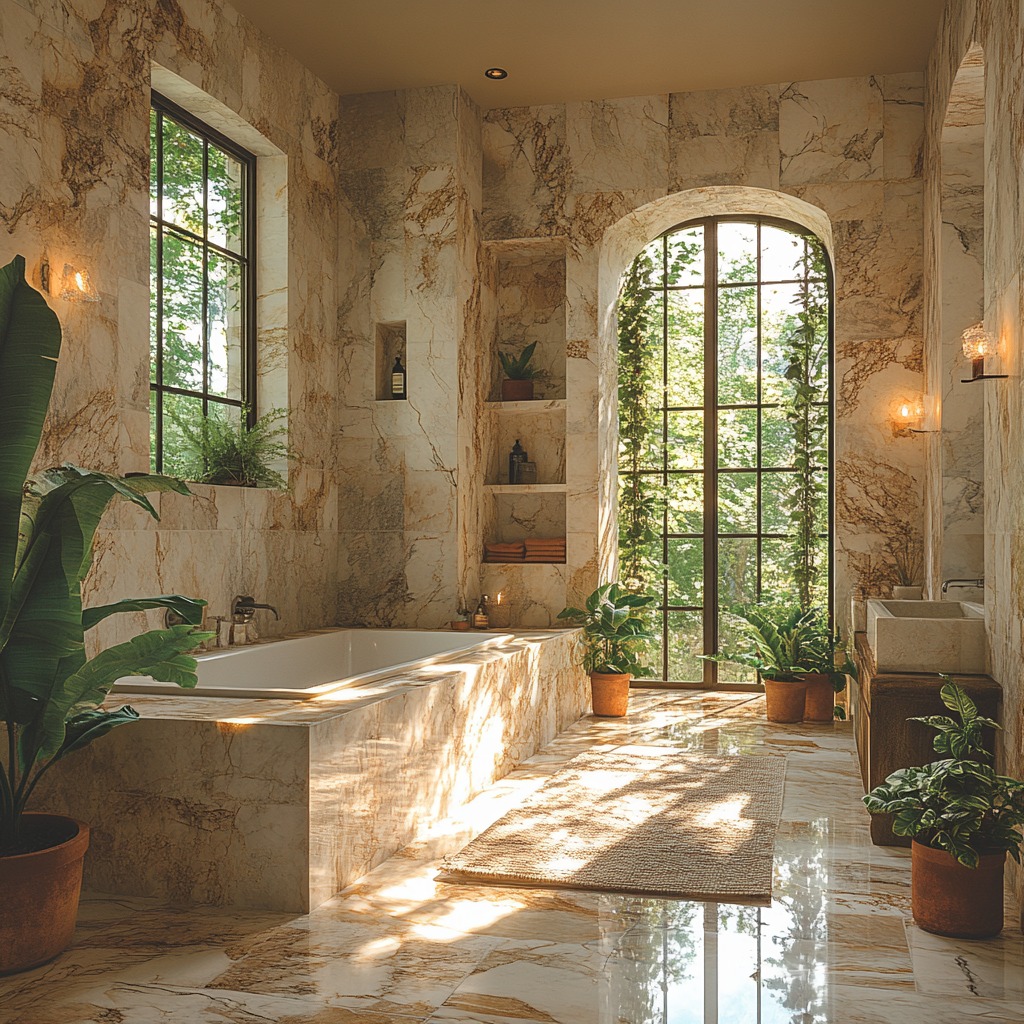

left=961, top=321, right=1006, bottom=381
left=40, top=259, right=100, bottom=303
left=893, top=394, right=939, bottom=434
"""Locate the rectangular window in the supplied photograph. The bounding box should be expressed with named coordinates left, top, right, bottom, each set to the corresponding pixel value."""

left=149, top=91, right=256, bottom=475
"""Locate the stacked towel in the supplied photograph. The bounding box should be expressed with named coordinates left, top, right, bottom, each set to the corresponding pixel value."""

left=524, top=537, right=567, bottom=563
left=484, top=541, right=526, bottom=563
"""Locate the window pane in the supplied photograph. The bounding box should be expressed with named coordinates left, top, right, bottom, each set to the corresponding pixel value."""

left=760, top=282, right=802, bottom=404
left=718, top=407, right=757, bottom=467
left=161, top=116, right=205, bottom=235
left=666, top=473, right=702, bottom=534
left=149, top=226, right=159, bottom=383
left=667, top=538, right=702, bottom=606
left=718, top=472, right=757, bottom=534
left=207, top=145, right=245, bottom=252
left=666, top=289, right=704, bottom=407
left=149, top=110, right=159, bottom=219
left=667, top=410, right=703, bottom=470
left=666, top=225, right=704, bottom=287
left=667, top=610, right=704, bottom=683
left=718, top=607, right=757, bottom=684
left=160, top=230, right=205, bottom=392
left=149, top=390, right=159, bottom=471
left=761, top=223, right=805, bottom=281
left=161, top=392, right=204, bottom=479
left=761, top=537, right=801, bottom=607
left=761, top=473, right=796, bottom=535
left=719, top=537, right=757, bottom=607
left=761, top=406, right=794, bottom=468
left=718, top=285, right=757, bottom=404
left=207, top=252, right=244, bottom=400
left=718, top=221, right=757, bottom=284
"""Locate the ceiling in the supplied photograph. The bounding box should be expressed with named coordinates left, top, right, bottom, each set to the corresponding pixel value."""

left=226, top=0, right=946, bottom=110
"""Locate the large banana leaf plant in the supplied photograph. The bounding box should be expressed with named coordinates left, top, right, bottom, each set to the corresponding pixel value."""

left=0, top=255, right=212, bottom=853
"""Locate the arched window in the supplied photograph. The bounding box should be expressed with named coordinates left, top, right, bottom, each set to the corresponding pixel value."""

left=617, top=216, right=833, bottom=687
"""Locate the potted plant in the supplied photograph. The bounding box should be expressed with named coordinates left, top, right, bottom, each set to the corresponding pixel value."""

left=791, top=613, right=856, bottom=723
left=704, top=605, right=829, bottom=723
left=863, top=680, right=1024, bottom=938
left=498, top=341, right=540, bottom=401
left=0, top=255, right=211, bottom=975
left=170, top=405, right=293, bottom=488
left=557, top=582, right=656, bottom=717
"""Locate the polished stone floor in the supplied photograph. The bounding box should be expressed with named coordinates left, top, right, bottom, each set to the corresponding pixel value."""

left=5, top=691, right=1024, bottom=1023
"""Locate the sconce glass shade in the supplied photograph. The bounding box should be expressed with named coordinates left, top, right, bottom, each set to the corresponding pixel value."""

left=961, top=322, right=996, bottom=360
left=58, top=263, right=99, bottom=303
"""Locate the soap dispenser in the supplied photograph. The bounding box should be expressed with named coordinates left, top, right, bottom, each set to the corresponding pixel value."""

left=508, top=439, right=527, bottom=484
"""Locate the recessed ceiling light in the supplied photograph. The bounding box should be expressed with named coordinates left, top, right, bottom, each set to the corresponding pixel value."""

left=484, top=67, right=508, bottom=80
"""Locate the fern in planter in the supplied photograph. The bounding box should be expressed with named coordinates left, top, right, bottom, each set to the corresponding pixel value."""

left=170, top=406, right=293, bottom=488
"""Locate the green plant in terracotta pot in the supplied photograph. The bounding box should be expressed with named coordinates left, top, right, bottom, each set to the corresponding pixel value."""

left=863, top=680, right=1024, bottom=939
left=0, top=256, right=212, bottom=975
left=557, top=582, right=657, bottom=717
left=498, top=341, right=540, bottom=401
left=703, top=605, right=829, bottom=723
left=790, top=612, right=856, bottom=723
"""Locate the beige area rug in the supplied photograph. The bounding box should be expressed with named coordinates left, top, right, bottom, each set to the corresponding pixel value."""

left=439, top=748, right=787, bottom=904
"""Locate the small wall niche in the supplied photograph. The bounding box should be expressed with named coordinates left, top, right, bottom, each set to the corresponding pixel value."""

left=375, top=321, right=407, bottom=401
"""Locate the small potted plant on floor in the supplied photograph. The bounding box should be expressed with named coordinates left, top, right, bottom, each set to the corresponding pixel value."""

left=704, top=602, right=847, bottom=724
left=863, top=679, right=1024, bottom=938
left=557, top=582, right=656, bottom=717
left=498, top=341, right=540, bottom=402
left=0, top=255, right=212, bottom=975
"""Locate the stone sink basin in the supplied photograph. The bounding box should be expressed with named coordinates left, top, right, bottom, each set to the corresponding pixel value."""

left=866, top=599, right=986, bottom=674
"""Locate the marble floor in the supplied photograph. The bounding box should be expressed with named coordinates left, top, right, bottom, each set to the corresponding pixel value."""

left=4, top=690, right=1024, bottom=1023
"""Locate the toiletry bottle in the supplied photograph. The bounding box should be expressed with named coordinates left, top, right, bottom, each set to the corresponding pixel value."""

left=473, top=595, right=489, bottom=629
left=509, top=439, right=527, bottom=484
left=391, top=356, right=407, bottom=399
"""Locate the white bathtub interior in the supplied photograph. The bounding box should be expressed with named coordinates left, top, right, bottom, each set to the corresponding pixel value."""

left=113, top=628, right=515, bottom=699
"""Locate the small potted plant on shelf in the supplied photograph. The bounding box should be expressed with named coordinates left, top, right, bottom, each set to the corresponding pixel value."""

left=0, top=255, right=212, bottom=975
left=498, top=341, right=540, bottom=402
left=704, top=605, right=834, bottom=723
left=170, top=405, right=293, bottom=488
left=863, top=680, right=1024, bottom=938
left=557, top=582, right=657, bottom=717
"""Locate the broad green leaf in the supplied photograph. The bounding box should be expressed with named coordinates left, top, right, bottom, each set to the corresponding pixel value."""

left=51, top=705, right=141, bottom=763
left=940, top=680, right=977, bottom=722
left=82, top=595, right=207, bottom=631
left=0, top=256, right=61, bottom=631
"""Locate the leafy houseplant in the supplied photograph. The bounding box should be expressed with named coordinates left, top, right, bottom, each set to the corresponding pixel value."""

left=863, top=680, right=1024, bottom=938
left=170, top=405, right=292, bottom=488
left=498, top=341, right=539, bottom=401
left=0, top=255, right=212, bottom=974
left=557, top=582, right=657, bottom=717
left=705, top=605, right=851, bottom=724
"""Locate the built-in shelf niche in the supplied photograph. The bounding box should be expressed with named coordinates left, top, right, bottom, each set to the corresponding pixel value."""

left=483, top=491, right=567, bottom=562
left=486, top=404, right=566, bottom=485
left=375, top=320, right=407, bottom=401
left=486, top=237, right=566, bottom=402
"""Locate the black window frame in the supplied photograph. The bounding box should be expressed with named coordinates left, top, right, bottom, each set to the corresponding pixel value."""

left=149, top=90, right=258, bottom=473
left=618, top=214, right=835, bottom=689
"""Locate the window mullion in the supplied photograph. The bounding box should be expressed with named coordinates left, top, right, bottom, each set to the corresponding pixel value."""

left=703, top=219, right=718, bottom=688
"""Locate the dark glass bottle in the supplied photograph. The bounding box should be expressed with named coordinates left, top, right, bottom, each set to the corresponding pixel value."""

left=509, top=439, right=527, bottom=484
left=391, top=356, right=407, bottom=399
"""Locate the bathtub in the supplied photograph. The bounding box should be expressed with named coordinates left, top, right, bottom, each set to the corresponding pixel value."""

left=113, top=628, right=515, bottom=699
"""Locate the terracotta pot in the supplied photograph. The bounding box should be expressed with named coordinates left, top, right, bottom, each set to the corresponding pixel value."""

left=763, top=678, right=807, bottom=723
left=0, top=814, right=89, bottom=975
left=801, top=673, right=835, bottom=723
left=501, top=379, right=534, bottom=402
left=912, top=840, right=1005, bottom=938
left=590, top=672, right=631, bottom=717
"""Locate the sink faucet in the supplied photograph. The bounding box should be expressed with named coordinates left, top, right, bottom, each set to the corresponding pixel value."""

left=232, top=595, right=280, bottom=622
left=941, top=578, right=985, bottom=594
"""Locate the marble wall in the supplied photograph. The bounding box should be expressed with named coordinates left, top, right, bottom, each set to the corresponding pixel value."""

left=924, top=0, right=1024, bottom=922
left=0, top=0, right=342, bottom=645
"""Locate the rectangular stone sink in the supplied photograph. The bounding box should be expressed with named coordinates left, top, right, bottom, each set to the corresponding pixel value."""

left=866, top=599, right=986, bottom=674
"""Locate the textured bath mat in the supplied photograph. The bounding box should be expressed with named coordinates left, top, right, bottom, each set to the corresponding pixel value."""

left=439, top=748, right=786, bottom=904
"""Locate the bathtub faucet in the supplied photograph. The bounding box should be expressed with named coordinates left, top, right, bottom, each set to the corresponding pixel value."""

left=232, top=595, right=280, bottom=622
left=941, top=577, right=985, bottom=594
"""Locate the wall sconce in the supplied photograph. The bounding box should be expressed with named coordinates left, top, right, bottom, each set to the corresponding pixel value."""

left=960, top=322, right=1006, bottom=381
left=40, top=259, right=100, bottom=303
left=894, top=394, right=939, bottom=434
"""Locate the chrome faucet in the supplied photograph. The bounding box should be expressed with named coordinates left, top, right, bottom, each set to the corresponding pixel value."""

left=232, top=595, right=280, bottom=622
left=941, top=578, right=985, bottom=594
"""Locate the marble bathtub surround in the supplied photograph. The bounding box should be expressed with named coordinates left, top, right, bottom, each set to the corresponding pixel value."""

left=6, top=692, right=1023, bottom=1023
left=35, top=629, right=588, bottom=912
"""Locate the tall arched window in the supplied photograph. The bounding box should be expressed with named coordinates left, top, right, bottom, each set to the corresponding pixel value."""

left=618, top=217, right=833, bottom=687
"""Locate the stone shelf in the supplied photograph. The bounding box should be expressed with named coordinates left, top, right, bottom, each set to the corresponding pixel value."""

left=484, top=483, right=567, bottom=493
left=486, top=399, right=567, bottom=413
